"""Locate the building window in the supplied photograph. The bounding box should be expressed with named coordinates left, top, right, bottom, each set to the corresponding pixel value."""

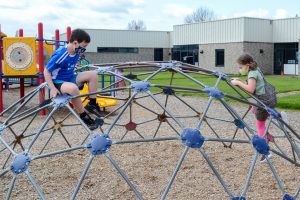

left=274, top=43, right=298, bottom=75
left=154, top=48, right=163, bottom=61
left=215, top=49, right=224, bottom=67
left=171, top=44, right=199, bottom=65
left=97, top=47, right=139, bottom=53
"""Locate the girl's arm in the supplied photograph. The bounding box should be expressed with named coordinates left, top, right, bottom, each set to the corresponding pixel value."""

left=231, top=78, right=256, bottom=94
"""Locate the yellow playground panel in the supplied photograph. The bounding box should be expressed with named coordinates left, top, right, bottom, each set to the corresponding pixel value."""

left=3, top=37, right=37, bottom=76
left=80, top=84, right=118, bottom=108
left=3, top=36, right=54, bottom=76
left=36, top=41, right=54, bottom=65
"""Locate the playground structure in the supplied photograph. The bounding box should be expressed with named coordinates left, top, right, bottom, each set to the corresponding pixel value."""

left=0, top=23, right=117, bottom=115
left=2, top=39, right=54, bottom=90
left=0, top=23, right=72, bottom=115
left=0, top=61, right=299, bottom=199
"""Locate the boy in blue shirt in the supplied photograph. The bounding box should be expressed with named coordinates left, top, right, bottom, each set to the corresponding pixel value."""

left=44, top=29, right=101, bottom=130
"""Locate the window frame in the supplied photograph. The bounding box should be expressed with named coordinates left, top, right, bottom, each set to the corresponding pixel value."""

left=215, top=49, right=225, bottom=67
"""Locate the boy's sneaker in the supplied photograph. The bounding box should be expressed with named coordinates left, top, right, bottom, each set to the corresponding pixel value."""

left=260, top=154, right=272, bottom=163
left=85, top=103, right=105, bottom=117
left=80, top=114, right=98, bottom=130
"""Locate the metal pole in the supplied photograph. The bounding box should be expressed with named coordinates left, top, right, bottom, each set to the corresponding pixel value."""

left=106, top=92, right=137, bottom=135
left=70, top=155, right=94, bottom=200
left=160, top=146, right=189, bottom=200
left=199, top=148, right=234, bottom=198
left=266, top=157, right=286, bottom=194
left=106, top=153, right=144, bottom=200
left=25, top=171, right=46, bottom=200
left=55, top=29, right=60, bottom=49
left=113, top=136, right=180, bottom=145
left=102, top=73, right=105, bottom=89
left=4, top=86, right=43, bottom=125
left=38, top=22, right=46, bottom=115
left=66, top=26, right=71, bottom=42
left=147, top=91, right=185, bottom=129
left=5, top=175, right=17, bottom=200
left=26, top=107, right=57, bottom=151
left=196, top=96, right=214, bottom=129
left=241, top=153, right=258, bottom=197
left=18, top=29, right=25, bottom=103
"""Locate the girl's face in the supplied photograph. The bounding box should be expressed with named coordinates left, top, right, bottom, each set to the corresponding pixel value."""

left=238, top=63, right=250, bottom=76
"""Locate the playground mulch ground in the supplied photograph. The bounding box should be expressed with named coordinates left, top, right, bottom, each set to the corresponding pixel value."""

left=0, top=87, right=299, bottom=200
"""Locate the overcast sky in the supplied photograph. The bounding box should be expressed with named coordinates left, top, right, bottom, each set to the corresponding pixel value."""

left=0, top=0, right=299, bottom=38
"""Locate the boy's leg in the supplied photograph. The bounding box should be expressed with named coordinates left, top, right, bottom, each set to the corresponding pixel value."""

left=76, top=71, right=105, bottom=117
left=59, top=82, right=98, bottom=130
left=60, top=82, right=84, bottom=113
left=76, top=71, right=98, bottom=98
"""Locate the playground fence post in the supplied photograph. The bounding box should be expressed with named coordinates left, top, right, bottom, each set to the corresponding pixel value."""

left=18, top=29, right=25, bottom=103
left=38, top=23, right=46, bottom=115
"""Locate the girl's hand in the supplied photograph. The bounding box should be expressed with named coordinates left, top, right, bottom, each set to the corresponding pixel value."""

left=231, top=78, right=241, bottom=86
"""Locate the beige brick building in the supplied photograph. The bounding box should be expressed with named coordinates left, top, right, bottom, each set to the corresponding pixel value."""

left=60, top=17, right=300, bottom=75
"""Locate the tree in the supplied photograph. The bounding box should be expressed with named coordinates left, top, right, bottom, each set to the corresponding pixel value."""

left=184, top=7, right=216, bottom=23
left=127, top=20, right=147, bottom=30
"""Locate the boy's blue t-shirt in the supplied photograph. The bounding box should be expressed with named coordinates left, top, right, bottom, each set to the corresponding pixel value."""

left=46, top=47, right=79, bottom=82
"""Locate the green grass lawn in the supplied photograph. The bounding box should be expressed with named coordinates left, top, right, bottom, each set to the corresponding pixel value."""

left=133, top=71, right=300, bottom=95
left=98, top=71, right=300, bottom=109
left=277, top=94, right=300, bottom=110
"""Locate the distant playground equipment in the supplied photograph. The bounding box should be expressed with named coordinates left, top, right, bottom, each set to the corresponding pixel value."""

left=3, top=38, right=54, bottom=75
left=0, top=61, right=299, bottom=199
left=3, top=37, right=37, bottom=76
left=2, top=38, right=54, bottom=89
left=0, top=24, right=117, bottom=114
left=0, top=23, right=71, bottom=114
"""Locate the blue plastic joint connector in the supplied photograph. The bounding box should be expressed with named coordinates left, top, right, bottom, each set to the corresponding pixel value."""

left=131, top=81, right=151, bottom=93
left=283, top=193, right=295, bottom=200
left=203, top=87, right=224, bottom=99
left=234, top=119, right=245, bottom=129
left=52, top=94, right=71, bottom=107
left=181, top=128, right=205, bottom=148
left=214, top=71, right=229, bottom=80
left=163, top=88, right=175, bottom=95
left=266, top=108, right=281, bottom=119
left=232, top=197, right=246, bottom=200
left=252, top=135, right=270, bottom=155
left=10, top=152, right=31, bottom=174
left=86, top=134, right=112, bottom=155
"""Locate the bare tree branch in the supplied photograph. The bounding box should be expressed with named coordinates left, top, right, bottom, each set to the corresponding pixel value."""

left=127, top=20, right=147, bottom=30
left=184, top=7, right=216, bottom=23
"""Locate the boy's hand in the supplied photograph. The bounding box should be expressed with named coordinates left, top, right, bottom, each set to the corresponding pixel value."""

left=50, top=87, right=60, bottom=98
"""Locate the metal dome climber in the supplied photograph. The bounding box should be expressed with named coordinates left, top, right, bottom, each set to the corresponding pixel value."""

left=0, top=61, right=299, bottom=199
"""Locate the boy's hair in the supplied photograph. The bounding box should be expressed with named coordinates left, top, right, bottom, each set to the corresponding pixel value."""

left=70, top=29, right=90, bottom=43
left=237, top=53, right=257, bottom=70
